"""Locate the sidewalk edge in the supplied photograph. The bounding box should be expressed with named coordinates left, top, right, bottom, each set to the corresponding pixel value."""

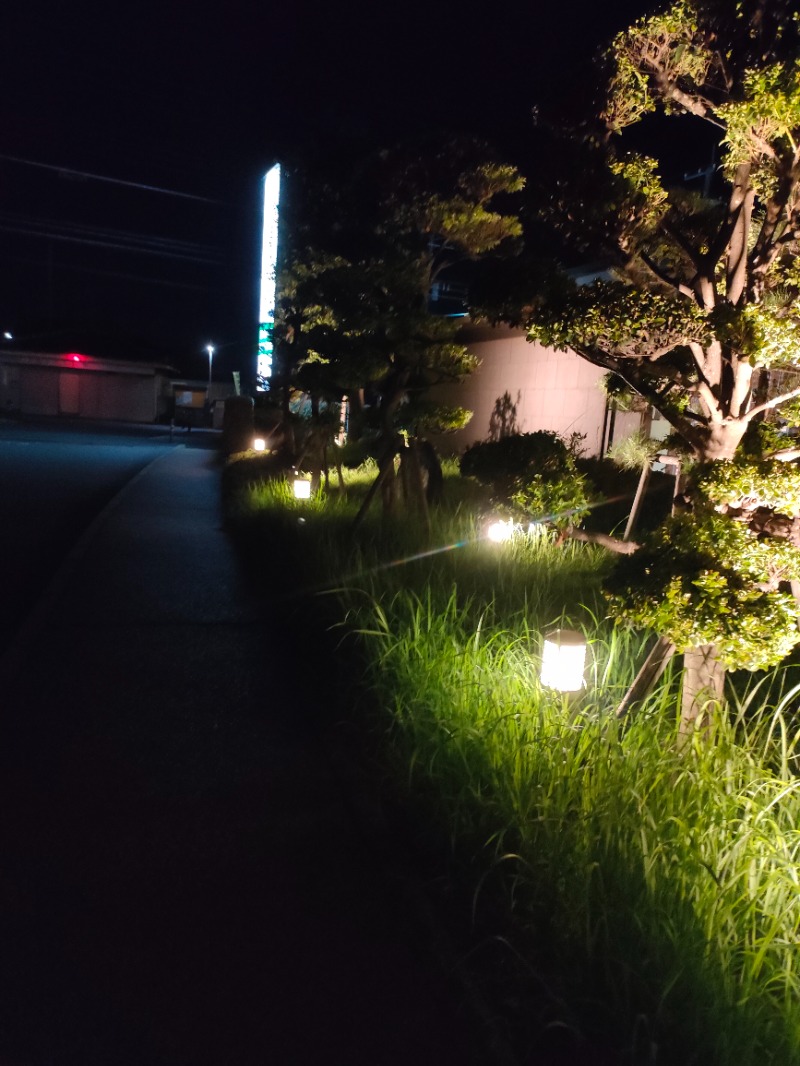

left=0, top=447, right=180, bottom=691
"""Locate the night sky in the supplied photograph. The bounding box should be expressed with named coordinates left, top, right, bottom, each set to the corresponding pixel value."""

left=1, top=0, right=655, bottom=383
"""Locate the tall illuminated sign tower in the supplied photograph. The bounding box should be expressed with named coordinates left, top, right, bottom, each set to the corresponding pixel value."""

left=257, top=163, right=281, bottom=389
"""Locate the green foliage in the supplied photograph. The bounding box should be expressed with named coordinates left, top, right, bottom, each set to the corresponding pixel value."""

left=601, top=372, right=645, bottom=412
left=412, top=163, right=525, bottom=254
left=602, top=1, right=710, bottom=132
left=697, top=456, right=800, bottom=514
left=527, top=279, right=706, bottom=359
left=460, top=431, right=592, bottom=528
left=607, top=153, right=670, bottom=248
left=519, top=0, right=800, bottom=469
left=607, top=430, right=662, bottom=471
left=606, top=512, right=800, bottom=669
left=395, top=398, right=473, bottom=435
left=275, top=141, right=523, bottom=459
left=509, top=472, right=592, bottom=527
left=741, top=305, right=800, bottom=368
left=460, top=430, right=572, bottom=485
left=719, top=60, right=800, bottom=198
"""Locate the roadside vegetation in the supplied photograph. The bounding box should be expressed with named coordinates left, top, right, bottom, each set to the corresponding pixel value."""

left=224, top=454, right=800, bottom=1066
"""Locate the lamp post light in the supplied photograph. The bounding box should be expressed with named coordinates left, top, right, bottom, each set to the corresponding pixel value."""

left=206, top=344, right=214, bottom=393
left=541, top=628, right=587, bottom=693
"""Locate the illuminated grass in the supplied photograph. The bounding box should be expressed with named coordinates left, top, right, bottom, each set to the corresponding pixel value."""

left=227, top=461, right=800, bottom=1064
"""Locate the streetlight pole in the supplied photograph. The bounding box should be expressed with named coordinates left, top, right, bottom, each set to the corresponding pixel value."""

left=206, top=344, right=214, bottom=394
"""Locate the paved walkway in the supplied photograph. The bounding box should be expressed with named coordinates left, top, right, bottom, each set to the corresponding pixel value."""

left=0, top=445, right=493, bottom=1066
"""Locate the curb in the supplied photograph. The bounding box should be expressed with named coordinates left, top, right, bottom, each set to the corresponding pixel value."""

left=0, top=446, right=180, bottom=692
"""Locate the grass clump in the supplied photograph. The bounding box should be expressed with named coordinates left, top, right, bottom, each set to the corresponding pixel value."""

left=226, top=460, right=800, bottom=1065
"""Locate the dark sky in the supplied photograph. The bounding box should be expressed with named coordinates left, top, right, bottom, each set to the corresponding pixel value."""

left=0, top=0, right=654, bottom=382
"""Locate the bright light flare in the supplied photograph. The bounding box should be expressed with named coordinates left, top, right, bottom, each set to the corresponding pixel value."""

left=253, top=438, right=266, bottom=452
left=293, top=478, right=311, bottom=499
left=541, top=629, right=587, bottom=692
left=486, top=519, right=515, bottom=542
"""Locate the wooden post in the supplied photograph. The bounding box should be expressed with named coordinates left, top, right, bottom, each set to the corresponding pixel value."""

left=615, top=635, right=676, bottom=721
left=624, top=461, right=652, bottom=541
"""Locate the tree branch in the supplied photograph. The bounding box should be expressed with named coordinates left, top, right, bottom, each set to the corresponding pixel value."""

left=564, top=526, right=639, bottom=554
left=726, top=164, right=754, bottom=305
left=660, top=219, right=704, bottom=274
left=655, top=76, right=724, bottom=127
left=750, top=157, right=800, bottom=280
left=638, top=249, right=695, bottom=299
left=746, top=385, right=800, bottom=421
left=694, top=379, right=723, bottom=422
left=565, top=343, right=708, bottom=447
left=766, top=445, right=800, bottom=462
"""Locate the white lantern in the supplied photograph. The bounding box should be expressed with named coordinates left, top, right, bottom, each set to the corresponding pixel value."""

left=293, top=478, right=312, bottom=499
left=253, top=438, right=266, bottom=452
left=541, top=628, right=587, bottom=692
left=487, top=519, right=514, bottom=543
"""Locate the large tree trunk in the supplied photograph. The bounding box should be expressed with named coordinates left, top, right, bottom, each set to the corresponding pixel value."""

left=680, top=644, right=725, bottom=742
left=403, top=440, right=431, bottom=535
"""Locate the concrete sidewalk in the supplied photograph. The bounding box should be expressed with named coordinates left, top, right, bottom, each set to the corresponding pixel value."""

left=0, top=446, right=492, bottom=1066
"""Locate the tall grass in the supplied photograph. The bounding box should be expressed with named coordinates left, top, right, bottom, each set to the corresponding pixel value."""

left=228, top=462, right=800, bottom=1064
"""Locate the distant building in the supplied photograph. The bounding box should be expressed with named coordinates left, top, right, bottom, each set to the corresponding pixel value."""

left=0, top=350, right=177, bottom=423
left=431, top=321, right=668, bottom=457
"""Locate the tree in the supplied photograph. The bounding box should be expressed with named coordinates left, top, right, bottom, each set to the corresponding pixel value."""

left=509, top=1, right=800, bottom=732
left=272, top=140, right=524, bottom=529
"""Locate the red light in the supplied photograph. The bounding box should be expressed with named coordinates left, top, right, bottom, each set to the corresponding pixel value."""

left=63, top=352, right=85, bottom=363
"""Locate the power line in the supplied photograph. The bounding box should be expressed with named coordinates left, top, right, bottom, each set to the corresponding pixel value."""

left=0, top=208, right=220, bottom=254
left=0, top=213, right=222, bottom=265
left=0, top=153, right=223, bottom=204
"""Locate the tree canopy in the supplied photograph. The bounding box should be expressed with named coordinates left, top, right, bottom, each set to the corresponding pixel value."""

left=272, top=138, right=523, bottom=520
left=478, top=0, right=800, bottom=724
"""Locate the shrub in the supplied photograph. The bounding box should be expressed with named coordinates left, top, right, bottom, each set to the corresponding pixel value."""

left=460, top=431, right=592, bottom=527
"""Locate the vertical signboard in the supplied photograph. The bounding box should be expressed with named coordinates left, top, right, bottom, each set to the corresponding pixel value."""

left=257, top=163, right=281, bottom=389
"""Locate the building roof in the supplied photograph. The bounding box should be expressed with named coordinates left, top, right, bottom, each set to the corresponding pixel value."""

left=0, top=350, right=177, bottom=376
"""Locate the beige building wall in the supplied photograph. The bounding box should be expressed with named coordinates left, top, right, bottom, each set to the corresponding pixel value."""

left=432, top=324, right=642, bottom=457
left=0, top=352, right=175, bottom=422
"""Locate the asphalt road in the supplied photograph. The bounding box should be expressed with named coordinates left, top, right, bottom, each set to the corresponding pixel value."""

left=0, top=419, right=203, bottom=654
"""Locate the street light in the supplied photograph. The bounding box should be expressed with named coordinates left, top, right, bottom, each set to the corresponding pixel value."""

left=206, top=344, right=214, bottom=392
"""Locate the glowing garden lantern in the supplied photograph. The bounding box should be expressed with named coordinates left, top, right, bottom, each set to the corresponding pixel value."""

left=541, top=628, right=587, bottom=692
left=253, top=438, right=266, bottom=452
left=293, top=477, right=311, bottom=499
left=487, top=518, right=514, bottom=543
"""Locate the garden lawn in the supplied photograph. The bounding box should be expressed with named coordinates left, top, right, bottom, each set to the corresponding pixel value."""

left=225, top=456, right=800, bottom=1066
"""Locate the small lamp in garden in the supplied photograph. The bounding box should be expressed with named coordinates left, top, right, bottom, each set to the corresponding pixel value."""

left=541, top=628, right=587, bottom=692
left=253, top=438, right=266, bottom=452
left=487, top=518, right=515, bottom=543
left=293, top=476, right=312, bottom=499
